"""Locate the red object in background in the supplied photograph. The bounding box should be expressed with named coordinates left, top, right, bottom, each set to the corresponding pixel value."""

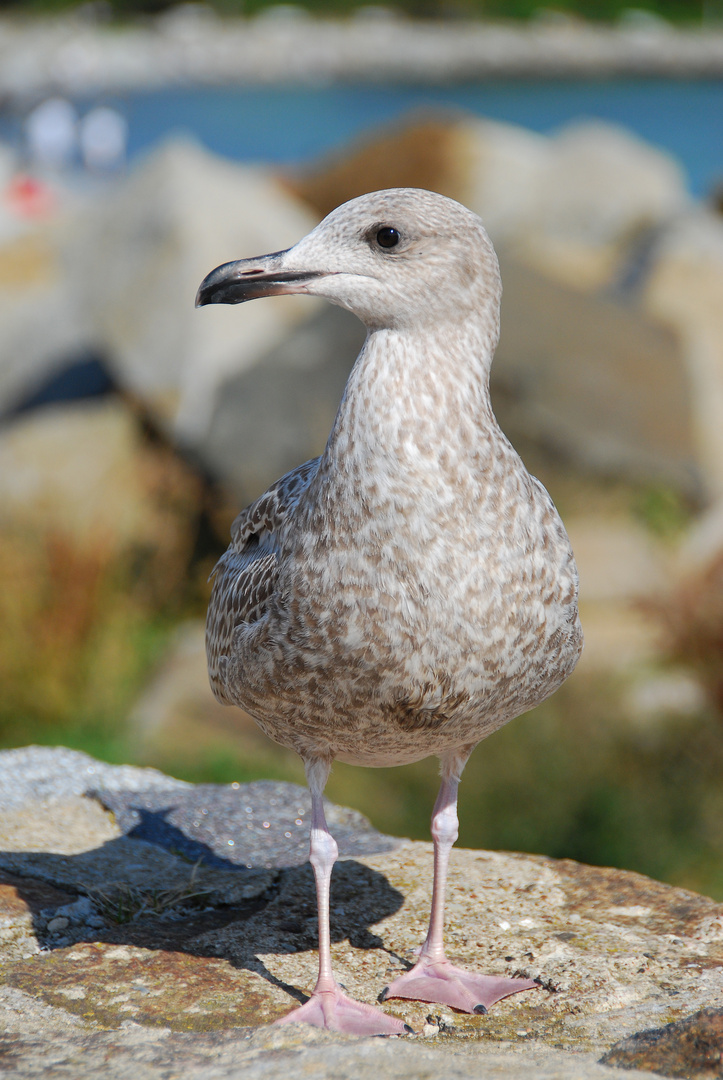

left=3, top=174, right=57, bottom=218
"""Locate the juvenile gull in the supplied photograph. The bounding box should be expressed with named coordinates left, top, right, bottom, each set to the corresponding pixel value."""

left=196, top=188, right=583, bottom=1035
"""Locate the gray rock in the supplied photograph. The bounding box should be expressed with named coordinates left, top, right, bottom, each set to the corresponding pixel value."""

left=54, top=897, right=96, bottom=922
left=457, top=117, right=689, bottom=268
left=46, top=917, right=69, bottom=933
left=515, top=119, right=688, bottom=259
left=493, top=251, right=700, bottom=496
left=92, top=780, right=400, bottom=871
left=0, top=139, right=307, bottom=439
left=203, top=302, right=364, bottom=501
left=0, top=398, right=199, bottom=549
left=69, top=138, right=318, bottom=449
left=0, top=747, right=721, bottom=1080
left=0, top=230, right=92, bottom=420
left=0, top=746, right=189, bottom=812
left=644, top=208, right=723, bottom=501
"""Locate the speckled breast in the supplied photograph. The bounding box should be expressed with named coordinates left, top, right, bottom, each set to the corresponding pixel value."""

left=223, top=502, right=583, bottom=768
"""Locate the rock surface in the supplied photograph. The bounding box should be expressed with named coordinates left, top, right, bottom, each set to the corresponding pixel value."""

left=0, top=746, right=188, bottom=809
left=203, top=302, right=365, bottom=502
left=0, top=218, right=92, bottom=419
left=601, top=1008, right=723, bottom=1078
left=69, top=138, right=318, bottom=446
left=644, top=209, right=723, bottom=501
left=493, top=252, right=697, bottom=496
left=0, top=398, right=201, bottom=552
left=0, top=747, right=721, bottom=1078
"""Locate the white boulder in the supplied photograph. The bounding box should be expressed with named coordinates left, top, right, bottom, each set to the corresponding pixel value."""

left=0, top=398, right=197, bottom=552
left=71, top=137, right=319, bottom=445
left=644, top=209, right=723, bottom=500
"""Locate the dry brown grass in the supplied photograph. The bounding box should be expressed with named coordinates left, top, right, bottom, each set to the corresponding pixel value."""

left=285, top=115, right=470, bottom=221
left=89, top=861, right=213, bottom=925
left=0, top=527, right=171, bottom=735
left=0, top=412, right=213, bottom=745
left=643, top=552, right=723, bottom=717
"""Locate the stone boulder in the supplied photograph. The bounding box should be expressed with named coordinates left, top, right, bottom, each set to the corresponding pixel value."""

left=563, top=514, right=673, bottom=675
left=203, top=302, right=365, bottom=502
left=68, top=137, right=319, bottom=446
left=289, top=112, right=688, bottom=289
left=644, top=208, right=723, bottom=501
left=0, top=397, right=201, bottom=555
left=507, top=119, right=688, bottom=291
left=0, top=214, right=92, bottom=419
left=0, top=746, right=721, bottom=1078
left=493, top=252, right=699, bottom=496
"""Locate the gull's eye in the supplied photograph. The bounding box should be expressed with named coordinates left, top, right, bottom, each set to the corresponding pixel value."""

left=375, top=226, right=401, bottom=250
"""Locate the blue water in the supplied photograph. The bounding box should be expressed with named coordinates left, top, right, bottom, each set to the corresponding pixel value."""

left=2, top=79, right=721, bottom=196
left=111, top=79, right=723, bottom=198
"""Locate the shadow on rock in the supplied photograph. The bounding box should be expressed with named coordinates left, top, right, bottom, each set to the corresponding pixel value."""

left=0, top=782, right=407, bottom=1016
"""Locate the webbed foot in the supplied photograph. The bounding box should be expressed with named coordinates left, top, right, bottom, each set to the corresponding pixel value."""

left=275, top=984, right=412, bottom=1035
left=380, top=957, right=537, bottom=1014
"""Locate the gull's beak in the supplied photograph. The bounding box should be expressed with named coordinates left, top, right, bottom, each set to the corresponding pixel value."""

left=195, top=249, right=324, bottom=307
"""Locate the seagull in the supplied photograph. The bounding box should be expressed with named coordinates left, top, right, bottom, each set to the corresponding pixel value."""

left=196, top=188, right=583, bottom=1035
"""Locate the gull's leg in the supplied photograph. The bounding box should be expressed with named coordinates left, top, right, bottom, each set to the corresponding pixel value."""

left=380, top=746, right=538, bottom=1014
left=275, top=756, right=411, bottom=1035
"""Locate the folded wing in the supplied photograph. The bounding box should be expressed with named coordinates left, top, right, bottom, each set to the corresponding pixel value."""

left=206, top=457, right=320, bottom=704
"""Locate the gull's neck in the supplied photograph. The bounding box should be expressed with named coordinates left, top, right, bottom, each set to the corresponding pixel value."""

left=321, top=313, right=501, bottom=480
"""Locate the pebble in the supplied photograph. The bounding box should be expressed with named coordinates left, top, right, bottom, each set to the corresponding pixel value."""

left=46, top=917, right=69, bottom=933
left=54, top=897, right=96, bottom=922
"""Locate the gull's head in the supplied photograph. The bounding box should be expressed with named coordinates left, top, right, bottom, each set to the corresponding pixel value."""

left=196, top=188, right=501, bottom=334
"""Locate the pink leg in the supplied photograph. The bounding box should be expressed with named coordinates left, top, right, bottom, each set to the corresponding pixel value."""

left=275, top=757, right=411, bottom=1035
left=380, top=746, right=538, bottom=1015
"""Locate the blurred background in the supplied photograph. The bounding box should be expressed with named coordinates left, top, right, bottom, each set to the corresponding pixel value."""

left=1, top=0, right=723, bottom=900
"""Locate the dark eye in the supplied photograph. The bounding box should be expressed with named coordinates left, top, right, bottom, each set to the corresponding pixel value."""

left=375, top=226, right=401, bottom=250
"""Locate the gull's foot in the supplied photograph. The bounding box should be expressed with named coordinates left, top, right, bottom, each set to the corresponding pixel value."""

left=274, top=984, right=413, bottom=1035
left=380, top=957, right=538, bottom=1014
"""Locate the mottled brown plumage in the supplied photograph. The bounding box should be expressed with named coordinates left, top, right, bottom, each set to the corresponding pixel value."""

left=206, top=456, right=319, bottom=703
left=197, top=188, right=582, bottom=1035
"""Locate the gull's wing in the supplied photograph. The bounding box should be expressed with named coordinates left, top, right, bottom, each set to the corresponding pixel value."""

left=206, top=457, right=320, bottom=704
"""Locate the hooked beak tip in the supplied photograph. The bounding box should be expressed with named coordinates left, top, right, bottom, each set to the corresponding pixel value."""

left=195, top=251, right=326, bottom=308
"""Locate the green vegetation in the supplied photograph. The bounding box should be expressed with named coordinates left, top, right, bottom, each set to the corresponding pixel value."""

left=0, top=428, right=214, bottom=764
left=0, top=530, right=173, bottom=758
left=634, top=483, right=693, bottom=542
left=0, top=0, right=716, bottom=23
